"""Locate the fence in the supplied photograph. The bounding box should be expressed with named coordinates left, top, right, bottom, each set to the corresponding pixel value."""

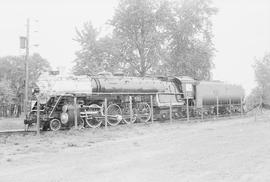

left=33, top=92, right=245, bottom=135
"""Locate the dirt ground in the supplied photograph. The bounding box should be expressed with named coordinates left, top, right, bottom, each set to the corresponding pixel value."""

left=0, top=116, right=25, bottom=131
left=0, top=112, right=270, bottom=182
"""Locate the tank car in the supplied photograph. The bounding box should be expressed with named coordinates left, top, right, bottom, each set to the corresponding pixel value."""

left=163, top=78, right=245, bottom=117
left=195, top=81, right=245, bottom=115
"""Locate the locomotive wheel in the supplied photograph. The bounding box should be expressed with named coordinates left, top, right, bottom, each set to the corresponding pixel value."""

left=107, top=104, right=122, bottom=126
left=122, top=106, right=137, bottom=124
left=136, top=102, right=151, bottom=122
left=85, top=116, right=103, bottom=128
left=49, top=119, right=61, bottom=131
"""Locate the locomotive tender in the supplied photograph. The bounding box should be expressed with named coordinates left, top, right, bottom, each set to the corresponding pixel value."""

left=24, top=72, right=245, bottom=131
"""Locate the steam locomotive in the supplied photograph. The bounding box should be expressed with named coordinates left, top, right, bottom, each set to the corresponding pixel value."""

left=24, top=72, right=245, bottom=131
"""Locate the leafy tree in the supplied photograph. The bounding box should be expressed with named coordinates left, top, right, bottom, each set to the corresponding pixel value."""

left=74, top=0, right=217, bottom=79
left=254, top=53, right=270, bottom=89
left=74, top=0, right=168, bottom=76
left=74, top=23, right=124, bottom=75
left=0, top=53, right=51, bottom=106
left=161, top=0, right=217, bottom=80
left=253, top=53, right=270, bottom=107
left=0, top=79, right=15, bottom=105
left=245, top=87, right=263, bottom=111
left=110, top=0, right=168, bottom=76
left=73, top=23, right=104, bottom=75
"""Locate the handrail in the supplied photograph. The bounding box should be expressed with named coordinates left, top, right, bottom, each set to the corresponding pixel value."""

left=48, top=96, right=62, bottom=118
left=64, top=92, right=185, bottom=96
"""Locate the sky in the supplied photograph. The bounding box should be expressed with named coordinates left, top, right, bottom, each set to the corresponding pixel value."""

left=0, top=0, right=269, bottom=94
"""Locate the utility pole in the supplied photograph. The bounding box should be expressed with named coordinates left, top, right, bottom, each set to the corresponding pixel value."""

left=24, top=18, right=30, bottom=114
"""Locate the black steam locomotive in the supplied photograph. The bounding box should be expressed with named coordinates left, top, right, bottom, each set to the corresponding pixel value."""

left=24, top=72, right=245, bottom=131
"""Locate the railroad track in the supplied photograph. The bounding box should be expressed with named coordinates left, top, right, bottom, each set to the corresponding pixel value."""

left=0, top=129, right=36, bottom=135
left=0, top=113, right=252, bottom=135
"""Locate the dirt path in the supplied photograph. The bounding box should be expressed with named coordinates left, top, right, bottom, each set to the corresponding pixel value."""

left=1, top=114, right=270, bottom=182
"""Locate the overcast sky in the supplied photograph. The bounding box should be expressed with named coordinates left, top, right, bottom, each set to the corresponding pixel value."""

left=0, top=0, right=269, bottom=94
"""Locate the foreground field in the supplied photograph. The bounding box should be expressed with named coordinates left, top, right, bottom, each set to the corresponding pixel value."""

left=0, top=113, right=270, bottom=182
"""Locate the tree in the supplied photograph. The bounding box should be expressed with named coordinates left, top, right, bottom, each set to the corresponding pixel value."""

left=74, top=23, right=124, bottom=75
left=110, top=0, right=168, bottom=76
left=0, top=79, right=15, bottom=117
left=0, top=79, right=15, bottom=105
left=254, top=53, right=270, bottom=89
left=74, top=0, right=217, bottom=78
left=253, top=53, right=270, bottom=107
left=162, top=0, right=217, bottom=80
left=245, top=87, right=263, bottom=111
left=0, top=53, right=51, bottom=107
left=73, top=23, right=104, bottom=75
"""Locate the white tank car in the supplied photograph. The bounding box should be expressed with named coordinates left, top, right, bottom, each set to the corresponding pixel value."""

left=196, top=81, right=245, bottom=108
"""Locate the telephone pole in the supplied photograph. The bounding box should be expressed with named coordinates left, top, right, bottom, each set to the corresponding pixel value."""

left=24, top=18, right=30, bottom=114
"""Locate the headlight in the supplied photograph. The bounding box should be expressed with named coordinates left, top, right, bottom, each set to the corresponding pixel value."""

left=60, top=112, right=69, bottom=124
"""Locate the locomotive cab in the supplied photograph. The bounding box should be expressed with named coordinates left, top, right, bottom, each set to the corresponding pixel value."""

left=176, top=76, right=196, bottom=100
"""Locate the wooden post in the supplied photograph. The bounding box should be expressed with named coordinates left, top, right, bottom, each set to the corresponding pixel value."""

left=104, top=97, right=108, bottom=128
left=186, top=97, right=189, bottom=121
left=201, top=107, right=203, bottom=121
left=129, top=96, right=132, bottom=124
left=36, top=97, right=40, bottom=136
left=169, top=99, right=172, bottom=123
left=150, top=95, right=154, bottom=123
left=229, top=98, right=232, bottom=117
left=254, top=106, right=257, bottom=122
left=24, top=18, right=30, bottom=116
left=216, top=96, right=219, bottom=118
left=240, top=97, right=243, bottom=116
left=260, top=95, right=263, bottom=113
left=74, top=96, right=78, bottom=129
left=253, top=98, right=256, bottom=122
